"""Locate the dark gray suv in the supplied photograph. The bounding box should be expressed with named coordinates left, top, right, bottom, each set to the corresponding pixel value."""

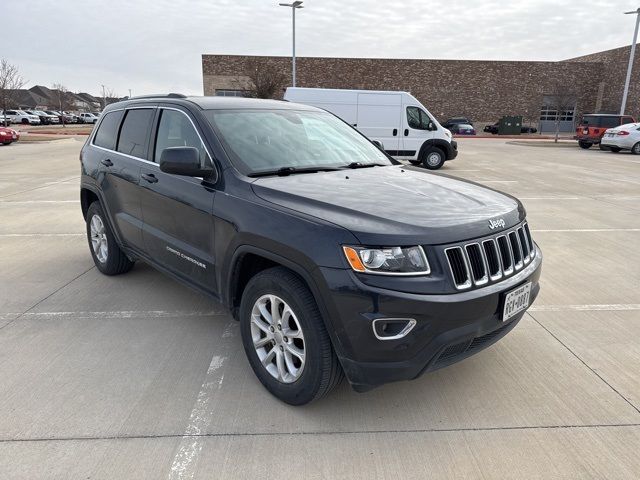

left=80, top=94, right=542, bottom=405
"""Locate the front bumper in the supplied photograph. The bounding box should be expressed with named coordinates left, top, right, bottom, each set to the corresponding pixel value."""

left=316, top=246, right=542, bottom=391
left=446, top=140, right=458, bottom=160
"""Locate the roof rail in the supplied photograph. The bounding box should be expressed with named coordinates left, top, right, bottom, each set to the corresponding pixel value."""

left=127, top=93, right=187, bottom=100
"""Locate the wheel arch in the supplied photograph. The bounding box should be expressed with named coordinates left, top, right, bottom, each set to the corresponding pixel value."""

left=418, top=138, right=451, bottom=160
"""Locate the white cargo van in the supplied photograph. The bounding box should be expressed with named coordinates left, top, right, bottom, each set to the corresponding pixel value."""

left=284, top=87, right=457, bottom=169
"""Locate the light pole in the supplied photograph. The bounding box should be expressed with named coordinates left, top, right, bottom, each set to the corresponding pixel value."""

left=620, top=8, right=640, bottom=115
left=279, top=1, right=303, bottom=87
left=101, top=84, right=106, bottom=110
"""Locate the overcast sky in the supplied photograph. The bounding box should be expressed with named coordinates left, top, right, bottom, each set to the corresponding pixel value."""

left=5, top=0, right=640, bottom=97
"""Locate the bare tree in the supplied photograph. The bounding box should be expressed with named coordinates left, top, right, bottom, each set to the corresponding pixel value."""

left=51, top=83, right=73, bottom=127
left=244, top=59, right=286, bottom=99
left=0, top=59, right=26, bottom=126
left=546, top=86, right=577, bottom=143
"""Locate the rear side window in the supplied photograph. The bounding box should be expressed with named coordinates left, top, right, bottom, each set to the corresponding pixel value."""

left=154, top=109, right=210, bottom=164
left=117, top=109, right=155, bottom=158
left=93, top=110, right=124, bottom=150
left=601, top=117, right=621, bottom=128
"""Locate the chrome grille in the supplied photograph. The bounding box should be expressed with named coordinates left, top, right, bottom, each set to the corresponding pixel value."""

left=445, top=222, right=536, bottom=290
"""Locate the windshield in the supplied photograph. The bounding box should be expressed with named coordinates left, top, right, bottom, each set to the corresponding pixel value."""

left=204, top=109, right=392, bottom=175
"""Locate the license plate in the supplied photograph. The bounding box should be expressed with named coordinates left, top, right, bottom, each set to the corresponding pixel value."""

left=502, top=282, right=531, bottom=321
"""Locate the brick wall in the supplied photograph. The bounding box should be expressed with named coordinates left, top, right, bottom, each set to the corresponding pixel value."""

left=202, top=46, right=639, bottom=123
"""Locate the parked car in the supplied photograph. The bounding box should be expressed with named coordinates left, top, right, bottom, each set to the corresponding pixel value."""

left=449, top=123, right=476, bottom=135
left=284, top=87, right=457, bottom=170
left=0, top=109, right=41, bottom=125
left=599, top=122, right=640, bottom=153
left=0, top=126, right=20, bottom=145
left=576, top=114, right=635, bottom=149
left=80, top=95, right=542, bottom=405
left=483, top=122, right=537, bottom=134
left=442, top=117, right=473, bottom=129
left=63, top=111, right=79, bottom=123
left=25, top=110, right=58, bottom=125
left=78, top=113, right=99, bottom=124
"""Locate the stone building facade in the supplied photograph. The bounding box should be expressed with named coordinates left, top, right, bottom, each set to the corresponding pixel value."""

left=202, top=44, right=640, bottom=129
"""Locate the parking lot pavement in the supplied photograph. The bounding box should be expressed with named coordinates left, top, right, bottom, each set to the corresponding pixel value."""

left=1, top=139, right=639, bottom=479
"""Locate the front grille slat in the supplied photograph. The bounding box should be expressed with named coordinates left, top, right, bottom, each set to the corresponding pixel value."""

left=444, top=221, right=536, bottom=290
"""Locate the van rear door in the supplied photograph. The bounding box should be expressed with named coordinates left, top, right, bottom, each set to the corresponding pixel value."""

left=356, top=93, right=401, bottom=154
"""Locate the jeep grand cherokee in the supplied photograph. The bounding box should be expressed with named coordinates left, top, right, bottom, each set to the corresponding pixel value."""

left=80, top=94, right=542, bottom=405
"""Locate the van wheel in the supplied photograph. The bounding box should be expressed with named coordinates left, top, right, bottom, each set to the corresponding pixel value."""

left=239, top=267, right=343, bottom=405
left=578, top=141, right=591, bottom=149
left=422, top=147, right=445, bottom=170
left=632, top=142, right=640, bottom=155
left=86, top=201, right=134, bottom=275
left=609, top=147, right=621, bottom=153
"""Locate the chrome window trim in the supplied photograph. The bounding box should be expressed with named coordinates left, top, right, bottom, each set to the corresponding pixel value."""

left=89, top=105, right=218, bottom=181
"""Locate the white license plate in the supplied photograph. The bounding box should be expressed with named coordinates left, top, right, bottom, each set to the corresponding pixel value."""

left=502, top=282, right=531, bottom=321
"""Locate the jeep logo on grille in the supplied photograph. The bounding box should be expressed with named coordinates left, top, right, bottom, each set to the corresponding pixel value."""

left=488, top=218, right=505, bottom=230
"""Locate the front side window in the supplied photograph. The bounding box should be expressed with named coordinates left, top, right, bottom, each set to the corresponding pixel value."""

left=93, top=110, right=124, bottom=150
left=154, top=109, right=210, bottom=165
left=117, top=109, right=154, bottom=158
left=204, top=109, right=391, bottom=175
left=406, top=106, right=432, bottom=130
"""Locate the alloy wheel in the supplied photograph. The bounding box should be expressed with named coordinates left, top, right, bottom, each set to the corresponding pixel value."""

left=90, top=214, right=108, bottom=263
left=250, top=294, right=306, bottom=383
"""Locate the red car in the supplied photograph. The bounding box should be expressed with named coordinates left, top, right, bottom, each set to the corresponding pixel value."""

left=576, top=114, right=635, bottom=149
left=0, top=126, right=19, bottom=145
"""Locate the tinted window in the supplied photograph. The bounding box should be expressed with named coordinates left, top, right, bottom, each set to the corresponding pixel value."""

left=154, top=109, right=210, bottom=164
left=407, top=106, right=432, bottom=130
left=117, top=109, right=154, bottom=158
left=601, top=117, right=621, bottom=128
left=93, top=110, right=124, bottom=150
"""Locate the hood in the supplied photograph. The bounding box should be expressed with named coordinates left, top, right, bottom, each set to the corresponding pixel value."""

left=251, top=165, right=525, bottom=245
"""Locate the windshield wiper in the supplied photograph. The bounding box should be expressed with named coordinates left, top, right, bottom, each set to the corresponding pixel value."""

left=248, top=166, right=341, bottom=177
left=343, top=162, right=387, bottom=169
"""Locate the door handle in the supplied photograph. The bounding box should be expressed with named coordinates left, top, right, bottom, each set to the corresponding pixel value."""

left=392, top=129, right=397, bottom=136
left=141, top=173, right=158, bottom=184
left=404, top=129, right=409, bottom=136
left=101, top=159, right=113, bottom=167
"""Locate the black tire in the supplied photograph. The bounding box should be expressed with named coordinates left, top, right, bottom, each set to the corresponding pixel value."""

left=239, top=267, right=343, bottom=405
left=408, top=159, right=421, bottom=165
left=599, top=143, right=610, bottom=151
left=21, top=118, right=29, bottom=125
left=609, top=147, right=621, bottom=153
left=421, top=147, right=445, bottom=170
left=2, top=142, right=12, bottom=145
left=86, top=201, right=134, bottom=275
left=578, top=141, right=592, bottom=149
left=632, top=142, right=640, bottom=155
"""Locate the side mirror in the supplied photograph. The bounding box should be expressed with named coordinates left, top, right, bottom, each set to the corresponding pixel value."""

left=428, top=121, right=436, bottom=131
left=159, top=147, right=213, bottom=178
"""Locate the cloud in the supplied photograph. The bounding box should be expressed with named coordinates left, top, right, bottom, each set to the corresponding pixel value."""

left=4, top=0, right=640, bottom=96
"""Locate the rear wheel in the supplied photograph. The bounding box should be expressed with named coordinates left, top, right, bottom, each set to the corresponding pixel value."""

left=578, top=141, right=592, bottom=149
left=86, top=201, right=134, bottom=275
left=632, top=142, right=640, bottom=155
left=422, top=147, right=445, bottom=170
left=239, top=267, right=343, bottom=405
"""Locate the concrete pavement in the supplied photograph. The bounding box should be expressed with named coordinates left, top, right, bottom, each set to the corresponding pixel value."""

left=0, top=138, right=639, bottom=479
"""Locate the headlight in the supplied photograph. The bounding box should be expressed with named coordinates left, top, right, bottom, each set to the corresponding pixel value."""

left=0, top=132, right=5, bottom=136
left=343, top=245, right=430, bottom=275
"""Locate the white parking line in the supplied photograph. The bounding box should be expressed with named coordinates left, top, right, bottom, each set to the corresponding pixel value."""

left=474, top=180, right=518, bottom=183
left=169, top=321, right=237, bottom=480
left=0, top=310, right=228, bottom=320
left=0, top=200, right=78, bottom=204
left=530, top=304, right=640, bottom=312
left=519, top=196, right=581, bottom=200
left=0, top=233, right=83, bottom=237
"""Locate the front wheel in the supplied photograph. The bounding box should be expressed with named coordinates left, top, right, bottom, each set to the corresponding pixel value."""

left=422, top=147, right=445, bottom=170
left=239, top=267, right=343, bottom=405
left=578, top=141, right=592, bottom=149
left=86, top=201, right=134, bottom=275
left=632, top=142, right=640, bottom=155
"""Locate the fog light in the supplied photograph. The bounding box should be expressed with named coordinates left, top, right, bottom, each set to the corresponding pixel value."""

left=372, top=318, right=417, bottom=341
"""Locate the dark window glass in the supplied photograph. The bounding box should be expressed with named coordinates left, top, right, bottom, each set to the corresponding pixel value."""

left=623, top=117, right=634, bottom=124
left=93, top=110, right=124, bottom=150
left=407, top=107, right=432, bottom=130
left=117, top=109, right=154, bottom=158
left=601, top=116, right=621, bottom=128
left=154, top=109, right=210, bottom=164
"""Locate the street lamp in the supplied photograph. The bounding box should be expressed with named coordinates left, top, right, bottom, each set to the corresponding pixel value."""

left=279, top=1, right=303, bottom=87
left=620, top=8, right=640, bottom=115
